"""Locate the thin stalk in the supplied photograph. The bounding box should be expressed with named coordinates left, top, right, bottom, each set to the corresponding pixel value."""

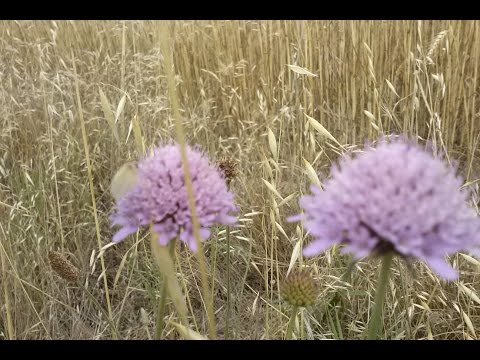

left=155, top=239, right=177, bottom=340
left=367, top=252, right=394, bottom=340
left=0, top=238, right=14, bottom=340
left=0, top=234, right=51, bottom=338
left=77, top=283, right=119, bottom=338
left=225, top=225, right=231, bottom=339
left=149, top=230, right=189, bottom=328
left=159, top=22, right=216, bottom=339
left=72, top=51, right=116, bottom=340
left=286, top=305, right=299, bottom=340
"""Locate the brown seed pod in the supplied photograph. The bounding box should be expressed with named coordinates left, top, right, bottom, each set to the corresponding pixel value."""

left=48, top=251, right=80, bottom=284
left=216, top=157, right=237, bottom=186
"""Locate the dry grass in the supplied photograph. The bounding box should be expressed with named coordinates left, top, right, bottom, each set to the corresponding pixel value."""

left=0, top=20, right=479, bottom=340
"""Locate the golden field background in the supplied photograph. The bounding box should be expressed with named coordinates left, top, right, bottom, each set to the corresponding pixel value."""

left=0, top=20, right=479, bottom=339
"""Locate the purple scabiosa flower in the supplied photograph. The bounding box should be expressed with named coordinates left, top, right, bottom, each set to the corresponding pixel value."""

left=111, top=144, right=237, bottom=252
left=291, top=136, right=480, bottom=280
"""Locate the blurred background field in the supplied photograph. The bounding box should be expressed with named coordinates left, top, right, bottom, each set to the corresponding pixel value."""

left=0, top=20, right=479, bottom=339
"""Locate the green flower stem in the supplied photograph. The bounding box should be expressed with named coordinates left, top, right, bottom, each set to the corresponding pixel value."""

left=225, top=225, right=231, bottom=339
left=286, top=305, right=299, bottom=340
left=367, top=252, right=394, bottom=340
left=155, top=239, right=177, bottom=340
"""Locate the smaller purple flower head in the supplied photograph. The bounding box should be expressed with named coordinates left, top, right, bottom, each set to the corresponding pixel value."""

left=290, top=136, right=480, bottom=280
left=110, top=143, right=237, bottom=252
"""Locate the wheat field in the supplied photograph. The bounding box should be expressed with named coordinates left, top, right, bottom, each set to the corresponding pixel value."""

left=0, top=20, right=479, bottom=340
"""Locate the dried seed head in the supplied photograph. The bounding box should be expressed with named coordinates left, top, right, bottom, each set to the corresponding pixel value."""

left=216, top=157, right=237, bottom=186
left=282, top=270, right=318, bottom=307
left=48, top=251, right=80, bottom=284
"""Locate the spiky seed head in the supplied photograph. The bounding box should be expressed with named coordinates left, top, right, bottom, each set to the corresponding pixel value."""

left=282, top=270, right=318, bottom=307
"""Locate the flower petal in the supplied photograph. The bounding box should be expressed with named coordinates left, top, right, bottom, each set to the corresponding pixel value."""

left=112, top=226, right=138, bottom=243
left=159, top=233, right=175, bottom=246
left=303, top=239, right=334, bottom=257
left=187, top=234, right=198, bottom=252
left=340, top=244, right=370, bottom=260
left=468, top=248, right=480, bottom=258
left=424, top=256, right=458, bottom=280
left=199, top=227, right=211, bottom=240
left=217, top=214, right=237, bottom=225
left=287, top=214, right=303, bottom=222
left=178, top=231, right=196, bottom=252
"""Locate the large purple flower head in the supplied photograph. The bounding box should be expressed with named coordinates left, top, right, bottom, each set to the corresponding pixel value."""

left=292, top=136, right=480, bottom=280
left=111, top=143, right=237, bottom=252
